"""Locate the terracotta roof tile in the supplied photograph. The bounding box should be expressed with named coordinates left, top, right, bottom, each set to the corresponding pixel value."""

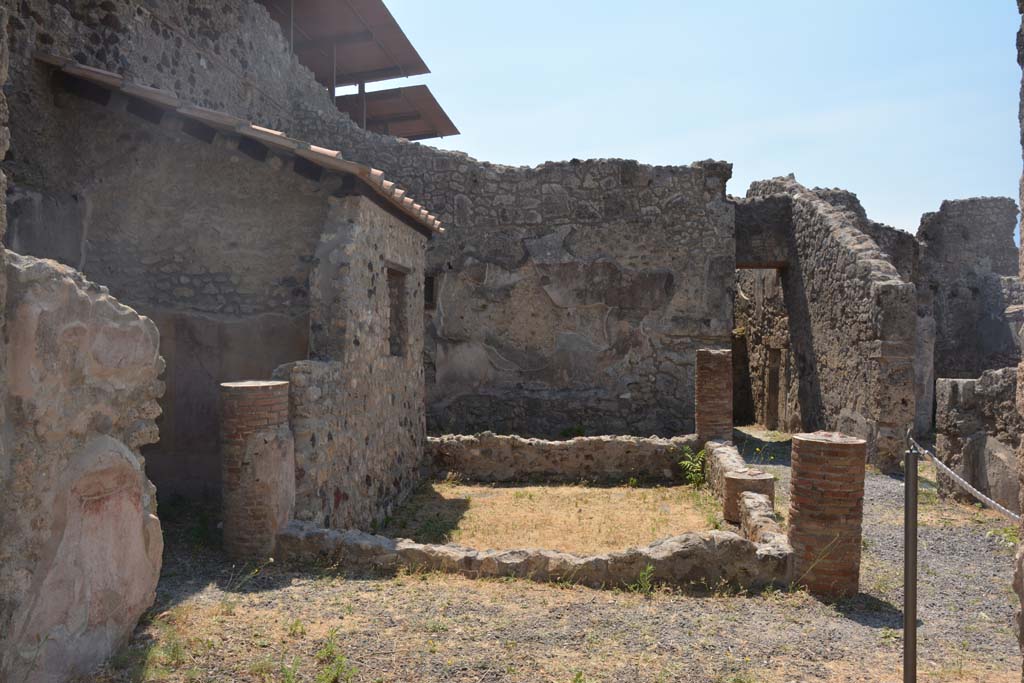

left=34, top=51, right=441, bottom=236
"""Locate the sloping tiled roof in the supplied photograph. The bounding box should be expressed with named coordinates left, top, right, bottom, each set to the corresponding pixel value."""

left=34, top=52, right=442, bottom=237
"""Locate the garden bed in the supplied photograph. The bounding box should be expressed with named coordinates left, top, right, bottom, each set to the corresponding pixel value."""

left=380, top=481, right=720, bottom=555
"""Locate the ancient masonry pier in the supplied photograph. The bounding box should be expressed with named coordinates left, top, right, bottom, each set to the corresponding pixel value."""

left=696, top=349, right=733, bottom=443
left=788, top=432, right=867, bottom=598
left=220, top=380, right=295, bottom=559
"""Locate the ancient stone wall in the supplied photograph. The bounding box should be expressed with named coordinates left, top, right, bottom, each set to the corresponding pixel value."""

left=2, top=74, right=335, bottom=498
left=274, top=197, right=427, bottom=531
left=0, top=252, right=164, bottom=683
left=917, top=198, right=1021, bottom=379
left=935, top=369, right=1022, bottom=513
left=734, top=269, right=802, bottom=433
left=737, top=179, right=916, bottom=470
left=428, top=433, right=699, bottom=483
left=3, top=0, right=735, bottom=439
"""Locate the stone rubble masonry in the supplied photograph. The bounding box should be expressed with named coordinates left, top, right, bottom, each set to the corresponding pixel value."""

left=275, top=520, right=793, bottom=591
left=428, top=432, right=700, bottom=483
left=273, top=197, right=428, bottom=533
left=739, top=492, right=786, bottom=546
left=705, top=441, right=749, bottom=502
left=3, top=3, right=735, bottom=440
left=219, top=380, right=295, bottom=560
left=696, top=349, right=734, bottom=443
left=788, top=432, right=867, bottom=599
left=917, top=198, right=1022, bottom=380
left=0, top=252, right=164, bottom=682
left=741, top=178, right=916, bottom=472
left=935, top=368, right=1022, bottom=513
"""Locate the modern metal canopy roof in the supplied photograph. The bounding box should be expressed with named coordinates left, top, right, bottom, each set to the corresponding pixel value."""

left=335, top=85, right=459, bottom=141
left=256, top=0, right=429, bottom=87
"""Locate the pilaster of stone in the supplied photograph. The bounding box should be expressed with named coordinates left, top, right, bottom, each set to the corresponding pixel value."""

left=788, top=431, right=867, bottom=599
left=220, top=380, right=295, bottom=559
left=695, top=349, right=733, bottom=443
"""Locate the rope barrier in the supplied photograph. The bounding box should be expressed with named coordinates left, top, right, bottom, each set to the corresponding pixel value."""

left=906, top=434, right=1020, bottom=523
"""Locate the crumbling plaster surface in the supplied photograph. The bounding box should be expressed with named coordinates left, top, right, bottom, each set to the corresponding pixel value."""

left=735, top=180, right=917, bottom=471
left=274, top=197, right=428, bottom=531
left=0, top=252, right=164, bottom=683
left=422, top=159, right=735, bottom=436
left=3, top=0, right=734, bottom=438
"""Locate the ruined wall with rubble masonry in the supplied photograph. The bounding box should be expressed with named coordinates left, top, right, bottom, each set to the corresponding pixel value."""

left=737, top=178, right=917, bottom=472
left=4, top=0, right=735, bottom=439
left=916, top=197, right=1021, bottom=381
left=275, top=196, right=428, bottom=530
left=734, top=268, right=801, bottom=434
left=935, top=368, right=1022, bottom=514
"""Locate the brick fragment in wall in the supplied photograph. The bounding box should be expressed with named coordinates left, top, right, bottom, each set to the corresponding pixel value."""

left=696, top=349, right=733, bottom=443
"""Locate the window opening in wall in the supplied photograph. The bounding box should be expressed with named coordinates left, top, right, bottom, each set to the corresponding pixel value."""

left=424, top=274, right=436, bottom=310
left=387, top=267, right=408, bottom=357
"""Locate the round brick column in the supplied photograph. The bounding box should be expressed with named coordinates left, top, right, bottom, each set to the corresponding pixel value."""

left=220, top=380, right=291, bottom=559
left=788, top=431, right=867, bottom=599
left=695, top=348, right=733, bottom=443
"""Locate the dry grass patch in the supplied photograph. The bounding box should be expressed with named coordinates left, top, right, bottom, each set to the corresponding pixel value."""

left=381, top=481, right=719, bottom=554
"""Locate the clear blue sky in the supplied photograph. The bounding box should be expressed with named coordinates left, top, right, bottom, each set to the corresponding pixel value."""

left=379, top=1, right=1020, bottom=234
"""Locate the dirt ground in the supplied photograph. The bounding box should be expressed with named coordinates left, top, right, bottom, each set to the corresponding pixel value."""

left=381, top=481, right=718, bottom=555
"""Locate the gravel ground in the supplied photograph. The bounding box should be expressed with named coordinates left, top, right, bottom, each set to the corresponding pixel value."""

left=82, top=432, right=1021, bottom=683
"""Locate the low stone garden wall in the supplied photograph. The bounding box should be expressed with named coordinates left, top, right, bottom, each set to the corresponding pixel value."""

left=428, top=432, right=701, bottom=482
left=274, top=433, right=795, bottom=591
left=276, top=520, right=793, bottom=590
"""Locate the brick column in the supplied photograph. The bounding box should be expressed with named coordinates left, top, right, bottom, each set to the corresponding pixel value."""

left=695, top=349, right=733, bottom=442
left=220, top=380, right=293, bottom=559
left=788, top=431, right=866, bottom=598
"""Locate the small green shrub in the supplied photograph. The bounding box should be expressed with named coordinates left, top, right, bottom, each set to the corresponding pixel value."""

left=678, top=447, right=706, bottom=487
left=559, top=425, right=586, bottom=439
left=627, top=563, right=656, bottom=596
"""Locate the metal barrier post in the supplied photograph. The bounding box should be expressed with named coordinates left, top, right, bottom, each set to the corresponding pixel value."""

left=904, top=439, right=917, bottom=683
